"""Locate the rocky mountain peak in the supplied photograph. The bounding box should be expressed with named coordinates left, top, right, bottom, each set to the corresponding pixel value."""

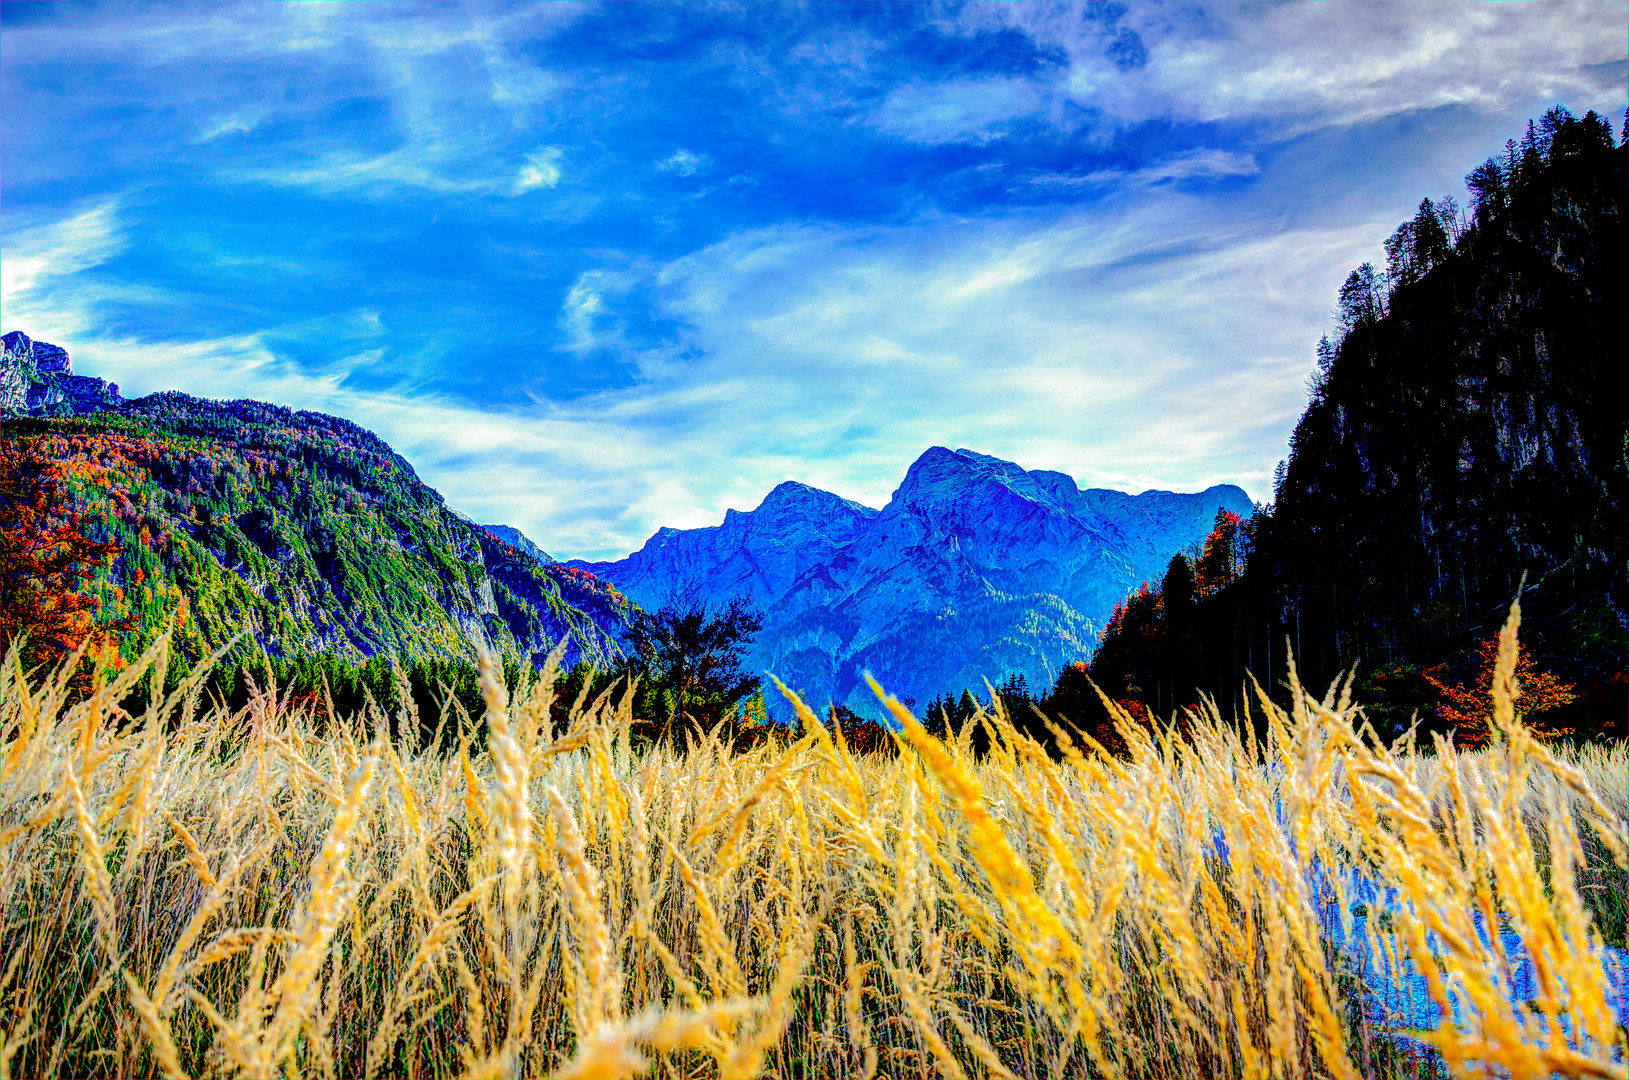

left=1, top=330, right=121, bottom=415
left=760, top=479, right=830, bottom=507
left=890, top=445, right=1067, bottom=524
left=892, top=446, right=974, bottom=501
left=4, top=331, right=72, bottom=375
left=34, top=342, right=71, bottom=374
left=751, top=480, right=877, bottom=527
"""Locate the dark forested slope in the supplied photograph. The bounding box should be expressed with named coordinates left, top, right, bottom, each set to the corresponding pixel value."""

left=1075, top=108, right=1627, bottom=739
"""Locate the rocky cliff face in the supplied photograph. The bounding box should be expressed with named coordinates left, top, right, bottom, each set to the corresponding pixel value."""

left=571, top=447, right=1253, bottom=716
left=1, top=332, right=122, bottom=415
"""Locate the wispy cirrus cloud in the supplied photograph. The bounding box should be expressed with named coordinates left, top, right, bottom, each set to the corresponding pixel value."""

left=1134, top=2, right=1624, bottom=131
left=1, top=203, right=126, bottom=314
left=195, top=112, right=269, bottom=143
left=869, top=77, right=1045, bottom=144
left=656, top=148, right=710, bottom=176
left=1031, top=149, right=1261, bottom=191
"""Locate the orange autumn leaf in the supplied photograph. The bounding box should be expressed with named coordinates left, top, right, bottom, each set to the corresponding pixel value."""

left=1423, top=635, right=1576, bottom=746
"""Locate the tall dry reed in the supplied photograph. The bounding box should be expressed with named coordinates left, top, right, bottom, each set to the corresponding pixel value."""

left=0, top=603, right=1624, bottom=1079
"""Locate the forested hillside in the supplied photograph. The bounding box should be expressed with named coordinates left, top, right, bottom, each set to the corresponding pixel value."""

left=1, top=389, right=636, bottom=670
left=1075, top=107, right=1627, bottom=740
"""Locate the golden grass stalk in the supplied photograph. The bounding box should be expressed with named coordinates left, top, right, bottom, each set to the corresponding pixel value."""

left=256, top=739, right=381, bottom=1072
left=1, top=602, right=1624, bottom=1080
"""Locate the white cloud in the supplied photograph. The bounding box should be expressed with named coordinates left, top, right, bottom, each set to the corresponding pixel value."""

left=512, top=146, right=564, bottom=193
left=1136, top=149, right=1260, bottom=183
left=865, top=5, right=1622, bottom=152
left=196, top=111, right=266, bottom=142
left=558, top=272, right=613, bottom=352
left=656, top=148, right=709, bottom=176
left=914, top=2, right=1622, bottom=146
left=1033, top=149, right=1260, bottom=190
left=232, top=148, right=498, bottom=195
left=4, top=4, right=587, bottom=200
left=1139, top=2, right=1624, bottom=131
left=986, top=1, right=1626, bottom=135
left=869, top=77, right=1044, bottom=144
left=1, top=203, right=125, bottom=314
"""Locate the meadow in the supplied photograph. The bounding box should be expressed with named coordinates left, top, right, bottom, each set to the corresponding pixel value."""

left=1, top=605, right=1624, bottom=1080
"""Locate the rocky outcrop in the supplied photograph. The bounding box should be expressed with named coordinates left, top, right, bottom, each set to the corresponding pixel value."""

left=477, top=529, right=634, bottom=666
left=1, top=332, right=122, bottom=415
left=571, top=447, right=1254, bottom=717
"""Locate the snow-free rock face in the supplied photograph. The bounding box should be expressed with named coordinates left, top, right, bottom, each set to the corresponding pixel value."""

left=1, top=331, right=121, bottom=415
left=571, top=448, right=1254, bottom=717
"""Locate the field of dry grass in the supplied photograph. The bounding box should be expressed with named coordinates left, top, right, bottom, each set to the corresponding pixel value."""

left=1, top=605, right=1625, bottom=1079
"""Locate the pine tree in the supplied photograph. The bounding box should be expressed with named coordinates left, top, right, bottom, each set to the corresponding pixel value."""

left=1465, top=157, right=1507, bottom=218
left=1335, top=263, right=1381, bottom=333
left=1315, top=335, right=1337, bottom=374
left=1410, top=198, right=1450, bottom=273
left=1193, top=510, right=1244, bottom=596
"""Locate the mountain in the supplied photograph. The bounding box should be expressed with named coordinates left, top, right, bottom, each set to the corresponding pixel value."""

left=2, top=340, right=635, bottom=669
left=482, top=524, right=555, bottom=567
left=1258, top=107, right=1627, bottom=715
left=571, top=480, right=879, bottom=609
left=570, top=447, right=1252, bottom=716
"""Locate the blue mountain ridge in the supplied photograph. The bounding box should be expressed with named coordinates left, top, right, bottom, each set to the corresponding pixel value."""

left=568, top=447, right=1253, bottom=717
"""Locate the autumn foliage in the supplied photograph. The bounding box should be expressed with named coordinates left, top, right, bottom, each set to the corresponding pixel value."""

left=1424, top=635, right=1577, bottom=745
left=0, top=437, right=128, bottom=669
left=1192, top=509, right=1246, bottom=596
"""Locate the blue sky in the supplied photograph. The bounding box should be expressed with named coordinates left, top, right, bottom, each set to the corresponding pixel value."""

left=3, top=1, right=1623, bottom=559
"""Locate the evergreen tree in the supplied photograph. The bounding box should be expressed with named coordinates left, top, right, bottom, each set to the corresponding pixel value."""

left=1161, top=553, right=1195, bottom=610
left=1335, top=262, right=1381, bottom=333
left=1465, top=158, right=1506, bottom=218
left=1410, top=198, right=1450, bottom=274
left=1315, top=335, right=1337, bottom=374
